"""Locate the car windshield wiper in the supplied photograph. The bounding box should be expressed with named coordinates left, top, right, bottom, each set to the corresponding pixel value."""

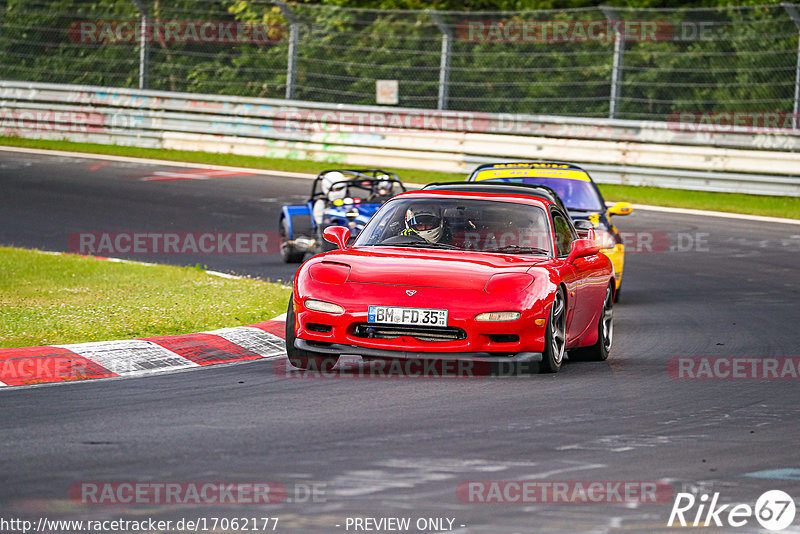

left=376, top=240, right=461, bottom=250
left=492, top=245, right=550, bottom=255
left=415, top=242, right=462, bottom=250
left=567, top=207, right=602, bottom=213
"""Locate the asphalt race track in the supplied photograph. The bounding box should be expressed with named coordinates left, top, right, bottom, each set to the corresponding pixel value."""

left=1, top=150, right=800, bottom=533
left=0, top=150, right=306, bottom=282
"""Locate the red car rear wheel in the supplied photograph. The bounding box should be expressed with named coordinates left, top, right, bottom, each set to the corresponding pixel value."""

left=571, top=283, right=614, bottom=362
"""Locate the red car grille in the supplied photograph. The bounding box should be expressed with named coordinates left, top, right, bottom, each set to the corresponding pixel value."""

left=352, top=323, right=467, bottom=342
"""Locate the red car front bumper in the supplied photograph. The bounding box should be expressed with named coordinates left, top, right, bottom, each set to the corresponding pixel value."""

left=293, top=281, right=550, bottom=358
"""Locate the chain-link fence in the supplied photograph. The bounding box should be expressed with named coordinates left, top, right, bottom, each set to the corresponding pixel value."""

left=1, top=1, right=798, bottom=120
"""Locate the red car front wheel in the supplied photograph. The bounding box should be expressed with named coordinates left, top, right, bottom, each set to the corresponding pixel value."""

left=540, top=288, right=567, bottom=373
left=285, top=297, right=339, bottom=372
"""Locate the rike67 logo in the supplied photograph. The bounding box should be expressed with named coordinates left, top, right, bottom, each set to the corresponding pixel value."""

left=668, top=490, right=796, bottom=530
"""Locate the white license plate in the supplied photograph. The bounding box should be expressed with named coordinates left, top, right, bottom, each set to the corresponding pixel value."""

left=368, top=306, right=448, bottom=326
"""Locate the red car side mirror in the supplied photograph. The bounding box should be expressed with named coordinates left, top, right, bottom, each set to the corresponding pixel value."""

left=323, top=226, right=351, bottom=250
left=567, top=239, right=600, bottom=263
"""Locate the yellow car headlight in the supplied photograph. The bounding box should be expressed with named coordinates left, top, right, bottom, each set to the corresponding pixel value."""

left=595, top=230, right=618, bottom=250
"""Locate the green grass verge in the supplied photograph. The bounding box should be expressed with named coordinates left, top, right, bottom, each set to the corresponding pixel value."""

left=2, top=136, right=799, bottom=219
left=0, top=247, right=291, bottom=349
left=598, top=184, right=800, bottom=220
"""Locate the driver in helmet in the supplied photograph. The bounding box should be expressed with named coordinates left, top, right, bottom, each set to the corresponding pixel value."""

left=313, top=171, right=349, bottom=224
left=402, top=208, right=444, bottom=243
left=369, top=174, right=394, bottom=203
left=323, top=171, right=348, bottom=202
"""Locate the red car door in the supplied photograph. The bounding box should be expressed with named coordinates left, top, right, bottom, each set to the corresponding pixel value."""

left=551, top=210, right=596, bottom=343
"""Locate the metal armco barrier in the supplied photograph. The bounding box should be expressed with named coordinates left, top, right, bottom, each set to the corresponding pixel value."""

left=1, top=81, right=799, bottom=196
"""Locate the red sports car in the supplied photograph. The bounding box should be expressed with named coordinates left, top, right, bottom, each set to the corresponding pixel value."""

left=286, top=188, right=615, bottom=373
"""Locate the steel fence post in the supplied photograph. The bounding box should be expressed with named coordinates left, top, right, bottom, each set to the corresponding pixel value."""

left=130, top=0, right=149, bottom=90
left=428, top=9, right=452, bottom=111
left=276, top=0, right=298, bottom=100
left=782, top=3, right=800, bottom=130
left=601, top=6, right=623, bottom=120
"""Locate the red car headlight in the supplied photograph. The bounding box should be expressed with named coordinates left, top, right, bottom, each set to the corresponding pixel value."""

left=304, top=299, right=345, bottom=314
left=475, top=311, right=521, bottom=322
left=309, top=262, right=351, bottom=284
left=484, top=273, right=534, bottom=294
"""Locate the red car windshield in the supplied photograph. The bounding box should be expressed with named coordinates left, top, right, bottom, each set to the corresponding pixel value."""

left=355, top=198, right=552, bottom=255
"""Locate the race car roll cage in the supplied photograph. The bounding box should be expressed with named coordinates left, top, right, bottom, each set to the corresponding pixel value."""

left=309, top=169, right=405, bottom=205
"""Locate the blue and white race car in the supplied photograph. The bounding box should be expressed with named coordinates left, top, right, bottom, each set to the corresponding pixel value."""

left=279, top=169, right=406, bottom=263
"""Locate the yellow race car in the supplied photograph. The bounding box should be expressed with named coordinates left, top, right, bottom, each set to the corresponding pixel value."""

left=468, top=161, right=632, bottom=301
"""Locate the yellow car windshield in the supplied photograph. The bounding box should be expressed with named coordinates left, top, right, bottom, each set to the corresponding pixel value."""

left=473, top=169, right=604, bottom=212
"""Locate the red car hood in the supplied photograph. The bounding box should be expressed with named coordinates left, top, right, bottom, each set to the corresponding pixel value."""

left=319, top=247, right=549, bottom=290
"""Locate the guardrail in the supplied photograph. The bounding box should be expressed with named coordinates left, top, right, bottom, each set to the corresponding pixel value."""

left=1, top=81, right=799, bottom=196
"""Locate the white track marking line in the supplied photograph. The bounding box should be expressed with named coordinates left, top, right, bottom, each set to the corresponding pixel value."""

left=143, top=172, right=212, bottom=180
left=628, top=203, right=800, bottom=225
left=205, top=326, right=285, bottom=359
left=54, top=339, right=199, bottom=377
left=204, top=270, right=243, bottom=280
left=0, top=146, right=315, bottom=179
left=141, top=170, right=255, bottom=180
left=102, top=257, right=157, bottom=266
left=34, top=250, right=244, bottom=279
